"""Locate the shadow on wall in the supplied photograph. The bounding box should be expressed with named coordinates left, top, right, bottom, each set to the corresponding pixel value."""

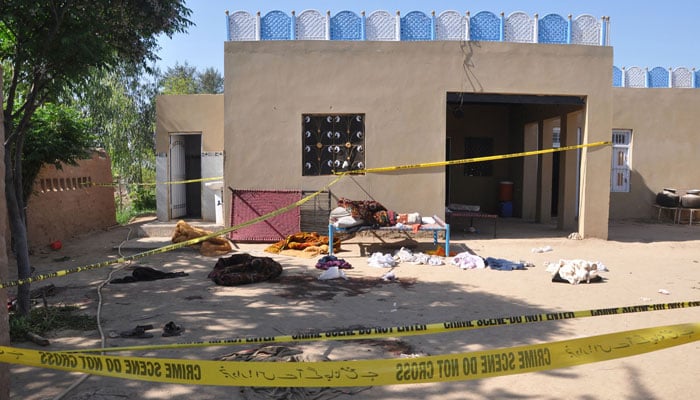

left=609, top=169, right=656, bottom=222
left=608, top=170, right=700, bottom=243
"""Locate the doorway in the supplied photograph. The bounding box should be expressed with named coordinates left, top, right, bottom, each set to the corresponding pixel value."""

left=170, top=133, right=202, bottom=219
left=445, top=92, right=585, bottom=227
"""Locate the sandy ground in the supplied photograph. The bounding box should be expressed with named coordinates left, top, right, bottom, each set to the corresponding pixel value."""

left=5, top=216, right=700, bottom=400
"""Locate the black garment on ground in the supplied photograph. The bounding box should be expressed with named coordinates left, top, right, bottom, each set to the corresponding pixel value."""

left=551, top=272, right=603, bottom=284
left=208, top=253, right=283, bottom=286
left=110, top=266, right=188, bottom=284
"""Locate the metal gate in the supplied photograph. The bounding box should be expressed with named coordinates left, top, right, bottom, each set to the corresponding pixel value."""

left=170, top=135, right=187, bottom=219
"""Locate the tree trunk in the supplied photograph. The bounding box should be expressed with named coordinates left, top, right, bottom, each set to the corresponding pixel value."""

left=1, top=70, right=12, bottom=400
left=4, top=145, right=32, bottom=316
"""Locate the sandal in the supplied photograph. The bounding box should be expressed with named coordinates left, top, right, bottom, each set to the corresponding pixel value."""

left=119, top=324, right=154, bottom=338
left=162, top=321, right=184, bottom=337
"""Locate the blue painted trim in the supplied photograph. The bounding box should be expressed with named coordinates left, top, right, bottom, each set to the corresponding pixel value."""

left=361, top=13, right=366, bottom=40
left=291, top=12, right=296, bottom=39
left=601, top=18, right=607, bottom=45
left=500, top=13, right=505, bottom=41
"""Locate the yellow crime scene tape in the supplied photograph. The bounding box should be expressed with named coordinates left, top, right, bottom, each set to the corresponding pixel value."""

left=0, top=174, right=347, bottom=289
left=63, top=301, right=700, bottom=354
left=92, top=176, right=224, bottom=187
left=1, top=322, right=697, bottom=386
left=2, top=142, right=607, bottom=289
left=342, top=141, right=611, bottom=174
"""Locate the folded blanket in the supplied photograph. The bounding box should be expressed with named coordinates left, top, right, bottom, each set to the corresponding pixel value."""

left=171, top=220, right=233, bottom=257
left=265, top=232, right=340, bottom=255
left=208, top=253, right=283, bottom=286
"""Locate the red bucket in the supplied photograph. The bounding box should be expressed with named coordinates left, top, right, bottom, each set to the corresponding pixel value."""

left=499, top=181, right=514, bottom=202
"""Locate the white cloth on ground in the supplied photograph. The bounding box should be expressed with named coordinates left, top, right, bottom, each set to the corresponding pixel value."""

left=368, top=252, right=397, bottom=268
left=545, top=259, right=608, bottom=284
left=450, top=252, right=486, bottom=269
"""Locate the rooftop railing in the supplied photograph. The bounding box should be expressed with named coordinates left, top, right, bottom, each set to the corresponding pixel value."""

left=613, top=66, right=699, bottom=88
left=226, top=10, right=699, bottom=89
left=226, top=10, right=610, bottom=45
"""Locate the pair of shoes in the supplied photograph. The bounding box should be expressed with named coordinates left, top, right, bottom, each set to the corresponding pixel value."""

left=119, top=324, right=154, bottom=338
left=162, top=321, right=184, bottom=337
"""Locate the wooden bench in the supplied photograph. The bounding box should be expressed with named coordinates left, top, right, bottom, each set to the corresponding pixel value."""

left=446, top=210, right=498, bottom=238
left=328, top=217, right=450, bottom=256
left=652, top=204, right=699, bottom=225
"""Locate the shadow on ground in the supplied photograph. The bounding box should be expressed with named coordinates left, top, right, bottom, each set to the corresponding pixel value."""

left=7, top=216, right=699, bottom=399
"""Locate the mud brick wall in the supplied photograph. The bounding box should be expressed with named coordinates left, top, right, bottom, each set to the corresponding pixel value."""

left=26, top=150, right=116, bottom=249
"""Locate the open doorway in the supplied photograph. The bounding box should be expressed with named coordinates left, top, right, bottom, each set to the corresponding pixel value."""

left=170, top=133, right=202, bottom=219
left=445, top=92, right=585, bottom=228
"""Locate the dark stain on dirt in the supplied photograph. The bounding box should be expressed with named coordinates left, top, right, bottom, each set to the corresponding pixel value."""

left=272, top=274, right=417, bottom=300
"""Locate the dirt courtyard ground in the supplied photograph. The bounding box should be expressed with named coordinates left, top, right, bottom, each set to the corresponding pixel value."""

left=6, top=216, right=700, bottom=399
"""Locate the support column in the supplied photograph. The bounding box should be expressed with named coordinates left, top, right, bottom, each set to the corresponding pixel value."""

left=538, top=118, right=556, bottom=223
left=558, top=111, right=583, bottom=231
left=577, top=99, right=612, bottom=239
left=522, top=122, right=539, bottom=220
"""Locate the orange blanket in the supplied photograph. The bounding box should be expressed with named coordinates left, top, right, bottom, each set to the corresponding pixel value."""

left=171, top=220, right=233, bottom=257
left=264, top=232, right=341, bottom=255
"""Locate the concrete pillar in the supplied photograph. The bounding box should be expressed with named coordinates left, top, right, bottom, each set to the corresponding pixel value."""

left=521, top=122, right=539, bottom=220
left=558, top=111, right=583, bottom=231
left=538, top=118, right=557, bottom=223
left=578, top=100, right=612, bottom=239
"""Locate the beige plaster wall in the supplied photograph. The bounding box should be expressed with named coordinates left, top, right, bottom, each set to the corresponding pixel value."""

left=26, top=150, right=116, bottom=250
left=611, top=88, right=700, bottom=219
left=156, top=94, right=224, bottom=152
left=224, top=40, right=613, bottom=238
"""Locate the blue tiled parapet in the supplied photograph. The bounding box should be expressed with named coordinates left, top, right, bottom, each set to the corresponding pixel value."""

left=226, top=9, right=610, bottom=45
left=613, top=66, right=698, bottom=88
left=225, top=9, right=698, bottom=88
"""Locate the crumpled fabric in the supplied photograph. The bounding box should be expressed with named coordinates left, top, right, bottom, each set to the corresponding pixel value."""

left=265, top=232, right=340, bottom=255
left=318, top=266, right=347, bottom=280
left=485, top=257, right=526, bottom=271
left=392, top=247, right=444, bottom=265
left=393, top=247, right=417, bottom=262
left=171, top=220, right=233, bottom=257
left=315, top=255, right=353, bottom=270
left=450, top=252, right=486, bottom=270
left=367, top=252, right=397, bottom=268
left=207, top=253, right=283, bottom=286
left=545, top=259, right=608, bottom=284
left=427, top=255, right=445, bottom=265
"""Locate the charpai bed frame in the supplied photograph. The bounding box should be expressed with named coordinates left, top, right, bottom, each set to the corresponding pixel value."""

left=328, top=216, right=450, bottom=256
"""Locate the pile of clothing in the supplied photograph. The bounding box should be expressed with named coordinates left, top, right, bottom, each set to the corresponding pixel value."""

left=545, top=259, right=608, bottom=284
left=368, top=247, right=445, bottom=268
left=329, top=198, right=423, bottom=229
left=171, top=220, right=233, bottom=256
left=264, top=232, right=341, bottom=258
left=208, top=253, right=283, bottom=286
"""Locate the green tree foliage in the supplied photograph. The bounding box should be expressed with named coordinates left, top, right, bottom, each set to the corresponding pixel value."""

left=198, top=67, right=224, bottom=94
left=73, top=66, right=159, bottom=218
left=160, top=61, right=223, bottom=94
left=22, top=103, right=94, bottom=201
left=1, top=0, right=192, bottom=316
left=160, top=61, right=199, bottom=94
left=77, top=67, right=157, bottom=186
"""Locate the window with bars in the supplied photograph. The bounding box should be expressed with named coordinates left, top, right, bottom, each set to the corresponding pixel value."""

left=610, top=130, right=632, bottom=192
left=302, top=114, right=365, bottom=176
left=463, top=137, right=494, bottom=176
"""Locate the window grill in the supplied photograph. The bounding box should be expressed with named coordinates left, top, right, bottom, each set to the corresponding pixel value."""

left=611, top=130, right=632, bottom=192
